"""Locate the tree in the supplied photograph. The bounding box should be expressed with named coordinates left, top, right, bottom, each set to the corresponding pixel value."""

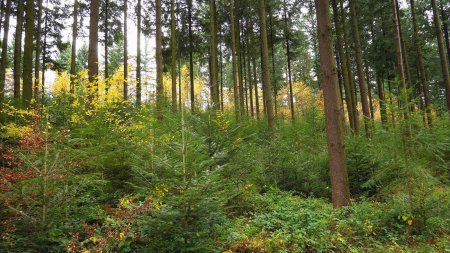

left=156, top=0, right=164, bottom=120
left=209, top=0, right=219, bottom=110
left=34, top=0, right=44, bottom=100
left=123, top=0, right=128, bottom=100
left=349, top=0, right=372, bottom=139
left=259, top=0, right=275, bottom=134
left=88, top=0, right=100, bottom=103
left=230, top=0, right=240, bottom=118
left=315, top=0, right=350, bottom=208
left=431, top=0, right=450, bottom=111
left=13, top=0, right=24, bottom=99
left=70, top=0, right=78, bottom=95
left=22, top=0, right=35, bottom=107
left=171, top=0, right=177, bottom=111
left=0, top=0, right=12, bottom=102
left=136, top=0, right=141, bottom=105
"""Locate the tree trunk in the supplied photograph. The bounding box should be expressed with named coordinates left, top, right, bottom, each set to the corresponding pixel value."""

left=376, top=72, right=388, bottom=127
left=88, top=0, right=100, bottom=104
left=252, top=54, right=260, bottom=119
left=230, top=0, right=240, bottom=119
left=156, top=0, right=164, bottom=120
left=13, top=0, right=24, bottom=99
left=349, top=0, right=372, bottom=139
left=170, top=0, right=177, bottom=111
left=187, top=0, right=194, bottom=112
left=104, top=0, right=109, bottom=92
left=22, top=0, right=34, bottom=107
left=410, top=0, right=432, bottom=125
left=440, top=3, right=450, bottom=67
left=283, top=0, right=295, bottom=120
left=431, top=0, right=450, bottom=111
left=246, top=22, right=254, bottom=117
left=34, top=0, right=43, bottom=100
left=136, top=0, right=141, bottom=105
left=236, top=5, right=245, bottom=117
left=269, top=10, right=277, bottom=117
left=340, top=0, right=359, bottom=134
left=220, top=27, right=224, bottom=111
left=209, top=0, right=219, bottom=110
left=331, top=0, right=355, bottom=130
left=0, top=0, right=11, bottom=102
left=123, top=0, right=128, bottom=100
left=41, top=0, right=49, bottom=101
left=315, top=0, right=350, bottom=208
left=70, top=0, right=78, bottom=95
left=259, top=0, right=275, bottom=134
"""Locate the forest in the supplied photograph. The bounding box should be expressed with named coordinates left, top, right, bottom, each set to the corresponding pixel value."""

left=0, top=0, right=449, bottom=251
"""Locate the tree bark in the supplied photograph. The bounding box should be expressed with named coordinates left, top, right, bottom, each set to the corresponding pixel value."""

left=70, top=0, right=78, bottom=95
left=187, top=0, right=194, bottom=112
left=136, top=0, right=141, bottom=105
left=0, top=0, right=11, bottom=102
left=431, top=0, right=450, bottom=111
left=13, top=0, right=24, bottom=99
left=209, top=0, right=219, bottom=110
left=259, top=0, right=275, bottom=134
left=34, top=0, right=43, bottom=100
left=315, top=0, right=350, bottom=208
left=252, top=54, right=260, bottom=119
left=230, top=0, right=240, bottom=119
left=156, top=0, right=164, bottom=120
left=171, top=0, right=177, bottom=111
left=88, top=0, right=100, bottom=104
left=123, top=0, right=128, bottom=100
left=283, top=0, right=295, bottom=120
left=349, top=0, right=372, bottom=138
left=22, top=0, right=34, bottom=107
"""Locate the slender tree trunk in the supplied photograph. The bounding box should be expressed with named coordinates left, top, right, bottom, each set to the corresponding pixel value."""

left=123, top=0, right=128, bottom=100
left=88, top=0, right=100, bottom=104
left=22, top=0, right=34, bottom=107
left=105, top=0, right=109, bottom=82
left=349, top=0, right=372, bottom=138
left=230, top=0, right=240, bottom=118
left=259, top=0, right=275, bottom=134
left=253, top=55, right=260, bottom=119
left=13, top=0, right=24, bottom=99
left=41, top=0, right=49, bottom=101
left=431, top=0, right=450, bottom=111
left=283, top=0, right=295, bottom=120
left=340, top=0, right=358, bottom=133
left=315, top=0, right=350, bottom=208
left=0, top=0, right=11, bottom=102
left=410, top=0, right=432, bottom=124
left=440, top=3, right=450, bottom=67
left=209, top=0, right=219, bottom=110
left=70, top=0, right=78, bottom=95
left=220, top=27, right=224, bottom=111
left=331, top=0, right=355, bottom=130
left=170, top=0, right=177, bottom=111
left=136, top=0, right=141, bottom=105
left=187, top=0, right=194, bottom=112
left=269, top=9, right=277, bottom=117
left=33, top=0, right=43, bottom=100
left=0, top=0, right=4, bottom=36
left=376, top=72, right=388, bottom=127
left=246, top=22, right=254, bottom=117
left=156, top=0, right=164, bottom=120
left=236, top=5, right=245, bottom=117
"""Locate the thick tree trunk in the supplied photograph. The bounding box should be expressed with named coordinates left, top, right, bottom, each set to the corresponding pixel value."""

left=136, top=0, right=141, bottom=105
left=0, top=0, right=11, bottom=102
left=123, top=0, right=128, bottom=100
left=431, top=0, right=450, bottom=111
left=209, top=0, right=219, bottom=110
left=315, top=0, right=350, bottom=208
left=156, top=0, right=164, bottom=120
left=70, top=0, right=78, bottom=95
left=22, top=0, right=35, bottom=107
left=440, top=3, right=450, bottom=68
left=331, top=0, right=355, bottom=130
left=230, top=0, right=240, bottom=119
left=349, top=0, right=372, bottom=139
left=88, top=0, right=100, bottom=104
left=410, top=0, right=432, bottom=125
left=259, top=0, right=275, bottom=134
left=13, top=0, right=24, bottom=99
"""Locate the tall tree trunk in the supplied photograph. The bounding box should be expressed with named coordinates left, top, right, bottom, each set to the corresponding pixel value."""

left=283, top=0, right=295, bottom=120
left=236, top=5, right=245, bottom=117
left=220, top=27, right=224, bottom=111
left=171, top=0, right=177, bottom=111
left=0, top=0, right=4, bottom=35
left=70, top=0, right=78, bottom=95
left=259, top=0, right=275, bottom=134
left=246, top=22, right=254, bottom=117
left=410, top=0, right=432, bottom=124
left=123, top=0, right=128, bottom=100
left=340, top=0, right=359, bottom=133
left=230, top=0, right=240, bottom=118
left=315, top=0, right=350, bottom=208
left=187, top=0, right=194, bottom=112
left=209, top=0, right=219, bottom=110
left=104, top=0, right=109, bottom=91
left=136, top=0, right=141, bottom=105
left=41, top=0, right=49, bottom=101
left=156, top=0, right=164, bottom=120
left=88, top=0, right=100, bottom=104
left=252, top=55, right=260, bottom=119
left=392, top=0, right=409, bottom=118
left=269, top=10, right=277, bottom=117
left=13, top=0, right=24, bottom=99
left=331, top=0, right=355, bottom=130
left=431, top=0, right=450, bottom=111
left=349, top=0, right=372, bottom=139
left=0, top=0, right=11, bottom=102
left=440, top=3, right=450, bottom=67
left=22, top=0, right=34, bottom=107
left=376, top=72, right=388, bottom=127
left=34, top=0, right=43, bottom=100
